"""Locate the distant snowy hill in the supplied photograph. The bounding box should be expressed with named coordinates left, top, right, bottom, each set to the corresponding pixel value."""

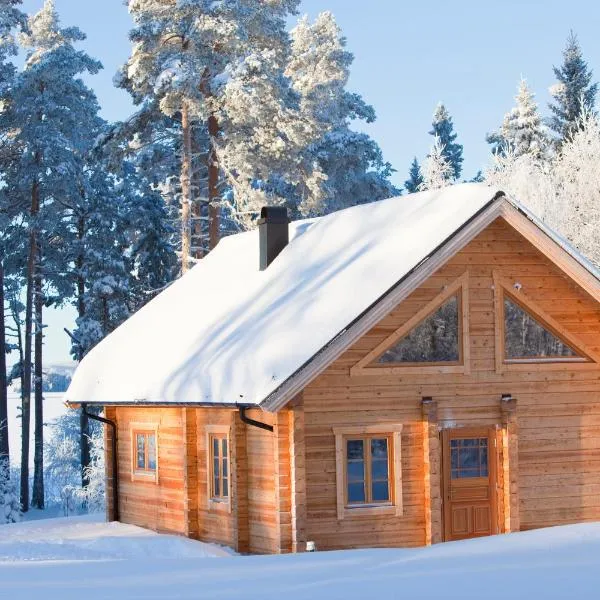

left=10, top=362, right=76, bottom=394
left=6, top=362, right=76, bottom=467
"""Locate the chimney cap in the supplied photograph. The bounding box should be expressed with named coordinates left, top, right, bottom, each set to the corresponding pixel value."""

left=258, top=205, right=289, bottom=225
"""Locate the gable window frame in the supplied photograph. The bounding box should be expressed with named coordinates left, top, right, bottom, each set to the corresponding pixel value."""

left=130, top=424, right=159, bottom=483
left=205, top=424, right=232, bottom=512
left=334, top=424, right=403, bottom=520
left=351, top=272, right=470, bottom=376
left=493, top=271, right=599, bottom=372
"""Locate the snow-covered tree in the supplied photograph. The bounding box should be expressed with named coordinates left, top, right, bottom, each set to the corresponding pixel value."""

left=0, top=462, right=20, bottom=523
left=281, top=12, right=397, bottom=216
left=119, top=0, right=301, bottom=269
left=404, top=157, right=423, bottom=194
left=486, top=109, right=600, bottom=267
left=2, top=0, right=102, bottom=510
left=548, top=32, right=597, bottom=142
left=0, top=1, right=25, bottom=474
left=429, top=103, right=463, bottom=180
left=487, top=79, right=550, bottom=160
left=419, top=137, right=453, bottom=191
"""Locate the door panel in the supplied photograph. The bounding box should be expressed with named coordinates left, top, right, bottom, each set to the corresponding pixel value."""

left=442, top=427, right=497, bottom=541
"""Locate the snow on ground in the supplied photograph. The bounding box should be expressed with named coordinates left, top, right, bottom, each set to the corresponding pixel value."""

left=1, top=516, right=600, bottom=599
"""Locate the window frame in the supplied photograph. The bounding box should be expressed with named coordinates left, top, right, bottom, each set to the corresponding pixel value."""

left=334, top=424, right=403, bottom=520
left=130, top=424, right=159, bottom=483
left=350, top=272, right=470, bottom=376
left=493, top=271, right=598, bottom=372
left=205, top=425, right=232, bottom=512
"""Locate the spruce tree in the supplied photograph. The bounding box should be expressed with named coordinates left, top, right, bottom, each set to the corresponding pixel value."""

left=487, top=79, right=550, bottom=159
left=549, top=32, right=597, bottom=141
left=4, top=0, right=102, bottom=509
left=404, top=157, right=423, bottom=194
left=429, top=103, right=463, bottom=180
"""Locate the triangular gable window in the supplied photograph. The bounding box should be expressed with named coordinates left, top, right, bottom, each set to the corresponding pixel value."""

left=503, top=296, right=583, bottom=361
left=377, top=295, right=460, bottom=364
left=350, top=272, right=470, bottom=376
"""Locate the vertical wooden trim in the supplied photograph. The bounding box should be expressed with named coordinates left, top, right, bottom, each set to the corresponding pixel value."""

left=495, top=426, right=505, bottom=534
left=104, top=407, right=117, bottom=522
left=422, top=399, right=441, bottom=545
left=493, top=271, right=505, bottom=374
left=461, top=276, right=471, bottom=375
left=182, top=408, right=199, bottom=539
left=501, top=397, right=520, bottom=533
left=393, top=430, right=403, bottom=517
left=232, top=411, right=249, bottom=553
left=289, top=402, right=307, bottom=553
left=273, top=411, right=293, bottom=554
left=335, top=431, right=345, bottom=521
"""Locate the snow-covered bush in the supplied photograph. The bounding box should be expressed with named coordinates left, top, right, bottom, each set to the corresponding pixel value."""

left=44, top=433, right=81, bottom=515
left=44, top=410, right=105, bottom=515
left=419, top=137, right=453, bottom=191
left=75, top=430, right=105, bottom=513
left=0, top=462, right=21, bottom=524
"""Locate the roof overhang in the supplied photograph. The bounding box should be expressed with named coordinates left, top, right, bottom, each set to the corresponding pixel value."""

left=260, top=194, right=600, bottom=413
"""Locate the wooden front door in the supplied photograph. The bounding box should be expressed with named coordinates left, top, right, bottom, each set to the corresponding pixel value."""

left=442, top=427, right=497, bottom=541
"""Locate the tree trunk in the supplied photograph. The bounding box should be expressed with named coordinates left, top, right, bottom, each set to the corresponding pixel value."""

left=180, top=101, right=193, bottom=274
left=21, top=175, right=40, bottom=512
left=31, top=241, right=44, bottom=509
left=0, top=261, right=9, bottom=471
left=208, top=114, right=220, bottom=250
left=76, top=213, right=90, bottom=488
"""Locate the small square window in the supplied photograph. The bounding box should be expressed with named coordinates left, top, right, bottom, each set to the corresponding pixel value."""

left=334, top=424, right=403, bottom=520
left=344, top=436, right=391, bottom=507
left=131, top=428, right=158, bottom=482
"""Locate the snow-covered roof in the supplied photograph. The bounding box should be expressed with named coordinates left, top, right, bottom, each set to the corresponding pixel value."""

left=66, top=183, right=539, bottom=408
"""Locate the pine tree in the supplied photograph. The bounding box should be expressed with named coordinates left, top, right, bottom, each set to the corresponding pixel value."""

left=487, top=79, right=550, bottom=159
left=283, top=12, right=398, bottom=216
left=429, top=103, right=463, bottom=180
left=119, top=0, right=301, bottom=269
left=419, top=136, right=453, bottom=191
left=3, top=0, right=102, bottom=509
left=404, top=157, right=423, bottom=194
left=549, top=32, right=597, bottom=141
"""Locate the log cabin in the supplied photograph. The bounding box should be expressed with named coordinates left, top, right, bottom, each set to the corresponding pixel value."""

left=66, top=183, right=600, bottom=553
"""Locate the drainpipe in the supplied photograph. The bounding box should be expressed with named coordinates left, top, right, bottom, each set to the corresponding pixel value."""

left=82, top=404, right=119, bottom=522
left=238, top=406, right=274, bottom=432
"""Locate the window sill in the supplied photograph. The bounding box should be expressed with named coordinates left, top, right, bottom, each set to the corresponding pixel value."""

left=131, top=470, right=158, bottom=484
left=208, top=498, right=231, bottom=513
left=497, top=360, right=598, bottom=373
left=340, top=504, right=401, bottom=519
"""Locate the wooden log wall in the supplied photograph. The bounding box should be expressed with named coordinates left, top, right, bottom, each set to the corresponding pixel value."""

left=110, top=406, right=187, bottom=534
left=299, top=217, right=600, bottom=550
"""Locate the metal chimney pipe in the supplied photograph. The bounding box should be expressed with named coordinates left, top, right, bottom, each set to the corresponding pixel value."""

left=258, top=206, right=289, bottom=271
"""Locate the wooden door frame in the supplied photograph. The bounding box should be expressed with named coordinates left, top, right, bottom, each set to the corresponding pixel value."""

left=441, top=426, right=499, bottom=542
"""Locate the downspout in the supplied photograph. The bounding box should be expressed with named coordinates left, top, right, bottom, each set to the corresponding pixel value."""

left=82, top=404, right=119, bottom=522
left=238, top=406, right=274, bottom=432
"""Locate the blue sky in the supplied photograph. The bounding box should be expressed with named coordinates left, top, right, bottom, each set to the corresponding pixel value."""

left=18, top=0, right=600, bottom=365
